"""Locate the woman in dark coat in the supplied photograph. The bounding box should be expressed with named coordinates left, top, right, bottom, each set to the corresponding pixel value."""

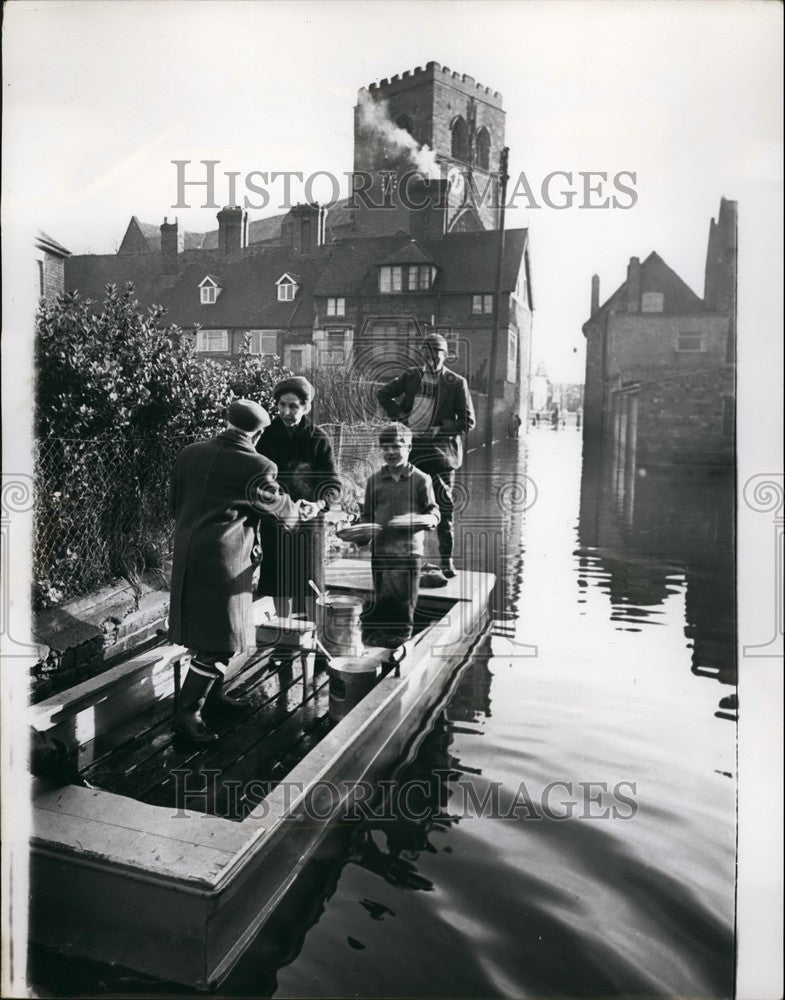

left=256, top=376, right=341, bottom=618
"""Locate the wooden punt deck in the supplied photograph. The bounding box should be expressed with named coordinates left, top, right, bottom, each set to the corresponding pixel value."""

left=29, top=560, right=495, bottom=990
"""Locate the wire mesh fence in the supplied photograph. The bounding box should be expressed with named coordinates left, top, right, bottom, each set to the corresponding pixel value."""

left=33, top=423, right=387, bottom=611
left=33, top=434, right=198, bottom=609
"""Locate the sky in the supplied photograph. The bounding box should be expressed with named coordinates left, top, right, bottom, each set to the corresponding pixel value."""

left=4, top=0, right=781, bottom=385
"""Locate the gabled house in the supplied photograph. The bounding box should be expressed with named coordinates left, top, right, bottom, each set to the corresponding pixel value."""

left=582, top=198, right=737, bottom=468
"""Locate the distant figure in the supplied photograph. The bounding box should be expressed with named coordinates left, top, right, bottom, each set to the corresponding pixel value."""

left=576, top=407, right=582, bottom=430
left=509, top=413, right=522, bottom=438
left=551, top=406, right=560, bottom=429
left=534, top=411, right=541, bottom=427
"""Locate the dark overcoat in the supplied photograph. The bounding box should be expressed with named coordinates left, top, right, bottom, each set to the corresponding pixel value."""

left=377, top=365, right=476, bottom=471
left=168, top=428, right=297, bottom=652
left=255, top=417, right=340, bottom=605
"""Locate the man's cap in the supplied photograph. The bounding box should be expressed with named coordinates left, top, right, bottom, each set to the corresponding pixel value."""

left=227, top=398, right=270, bottom=432
left=423, top=333, right=449, bottom=351
left=274, top=375, right=314, bottom=403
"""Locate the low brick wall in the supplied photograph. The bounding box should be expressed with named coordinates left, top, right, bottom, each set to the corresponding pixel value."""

left=31, top=576, right=171, bottom=704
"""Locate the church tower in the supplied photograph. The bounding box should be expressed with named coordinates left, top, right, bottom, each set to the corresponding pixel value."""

left=354, top=62, right=505, bottom=232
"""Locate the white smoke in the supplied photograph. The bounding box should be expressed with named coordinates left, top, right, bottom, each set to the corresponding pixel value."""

left=358, top=92, right=440, bottom=179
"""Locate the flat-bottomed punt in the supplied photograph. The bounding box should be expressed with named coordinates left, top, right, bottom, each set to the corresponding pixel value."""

left=29, top=559, right=494, bottom=990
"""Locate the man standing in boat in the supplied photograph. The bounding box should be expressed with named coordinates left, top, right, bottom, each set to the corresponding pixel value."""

left=168, top=399, right=314, bottom=746
left=377, top=333, right=475, bottom=580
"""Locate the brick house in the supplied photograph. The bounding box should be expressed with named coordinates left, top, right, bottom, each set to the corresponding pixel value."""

left=35, top=231, right=71, bottom=301
left=581, top=198, right=737, bottom=469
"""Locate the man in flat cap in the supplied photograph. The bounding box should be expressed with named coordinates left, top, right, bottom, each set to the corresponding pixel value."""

left=168, top=398, right=309, bottom=745
left=256, top=375, right=341, bottom=621
left=377, top=333, right=475, bottom=579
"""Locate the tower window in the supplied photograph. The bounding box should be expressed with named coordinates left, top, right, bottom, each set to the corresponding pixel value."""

left=451, top=116, right=469, bottom=162
left=476, top=127, right=491, bottom=170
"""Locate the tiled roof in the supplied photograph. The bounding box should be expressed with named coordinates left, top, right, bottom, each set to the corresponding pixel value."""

left=315, top=228, right=528, bottom=296
left=158, top=245, right=335, bottom=330
left=587, top=251, right=704, bottom=326
left=377, top=240, right=436, bottom=265
left=135, top=221, right=162, bottom=251
left=65, top=251, right=171, bottom=307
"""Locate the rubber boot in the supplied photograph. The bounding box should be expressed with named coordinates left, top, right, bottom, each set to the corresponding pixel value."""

left=441, top=557, right=457, bottom=579
left=202, top=671, right=253, bottom=720
left=173, top=669, right=219, bottom=746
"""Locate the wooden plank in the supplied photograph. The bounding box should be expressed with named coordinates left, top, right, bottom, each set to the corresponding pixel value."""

left=145, top=676, right=331, bottom=818
left=34, top=785, right=260, bottom=854
left=82, top=652, right=295, bottom=794
left=32, top=810, right=238, bottom=884
left=137, top=665, right=314, bottom=807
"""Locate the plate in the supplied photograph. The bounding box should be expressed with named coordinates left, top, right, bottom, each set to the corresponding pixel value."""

left=336, top=522, right=382, bottom=544
left=386, top=513, right=435, bottom=531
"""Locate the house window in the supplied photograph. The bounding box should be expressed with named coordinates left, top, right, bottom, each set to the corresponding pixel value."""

left=507, top=327, right=519, bottom=382
left=196, top=329, right=228, bottom=352
left=37, top=259, right=44, bottom=297
left=247, top=330, right=279, bottom=355
left=641, top=292, right=664, bottom=312
left=289, top=349, right=304, bottom=370
left=472, top=294, right=494, bottom=314
left=676, top=332, right=706, bottom=353
left=407, top=265, right=432, bottom=291
left=326, top=297, right=345, bottom=317
left=379, top=265, right=403, bottom=293
left=278, top=281, right=296, bottom=302
left=451, top=116, right=469, bottom=162
left=476, top=127, right=491, bottom=170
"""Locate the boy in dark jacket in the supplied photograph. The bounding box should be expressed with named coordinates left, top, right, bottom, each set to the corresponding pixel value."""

left=358, top=423, right=439, bottom=647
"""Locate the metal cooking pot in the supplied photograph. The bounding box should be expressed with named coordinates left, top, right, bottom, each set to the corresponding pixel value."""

left=315, top=593, right=364, bottom=656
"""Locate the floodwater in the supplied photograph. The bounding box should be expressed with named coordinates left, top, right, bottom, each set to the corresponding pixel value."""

left=31, top=426, right=737, bottom=997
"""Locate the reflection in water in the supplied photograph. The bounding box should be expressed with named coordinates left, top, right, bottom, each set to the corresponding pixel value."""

left=579, top=439, right=737, bottom=703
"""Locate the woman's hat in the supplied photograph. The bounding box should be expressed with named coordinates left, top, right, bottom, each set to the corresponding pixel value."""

left=274, top=375, right=314, bottom=403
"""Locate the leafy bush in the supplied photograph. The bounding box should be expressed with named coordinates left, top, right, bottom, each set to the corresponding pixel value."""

left=34, top=285, right=292, bottom=607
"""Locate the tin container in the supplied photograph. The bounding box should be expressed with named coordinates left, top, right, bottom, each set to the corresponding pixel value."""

left=328, top=657, right=381, bottom=722
left=315, top=593, right=364, bottom=657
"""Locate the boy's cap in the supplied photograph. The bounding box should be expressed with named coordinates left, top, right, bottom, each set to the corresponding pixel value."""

left=423, top=333, right=449, bottom=351
left=274, top=375, right=314, bottom=403
left=228, top=398, right=270, bottom=432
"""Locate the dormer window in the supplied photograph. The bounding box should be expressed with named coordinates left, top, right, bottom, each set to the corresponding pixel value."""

left=199, top=275, right=222, bottom=304
left=379, top=264, right=435, bottom=294
left=276, top=273, right=299, bottom=302
left=326, top=297, right=345, bottom=317
left=379, top=265, right=402, bottom=294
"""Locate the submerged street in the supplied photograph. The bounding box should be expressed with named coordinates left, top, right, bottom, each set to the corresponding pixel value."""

left=230, top=427, right=737, bottom=997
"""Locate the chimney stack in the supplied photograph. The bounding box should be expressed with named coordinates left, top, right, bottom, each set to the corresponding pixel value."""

left=160, top=217, right=182, bottom=275
left=217, top=206, right=247, bottom=255
left=407, top=178, right=447, bottom=240
left=280, top=203, right=326, bottom=253
left=590, top=274, right=600, bottom=317
left=626, top=256, right=641, bottom=312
